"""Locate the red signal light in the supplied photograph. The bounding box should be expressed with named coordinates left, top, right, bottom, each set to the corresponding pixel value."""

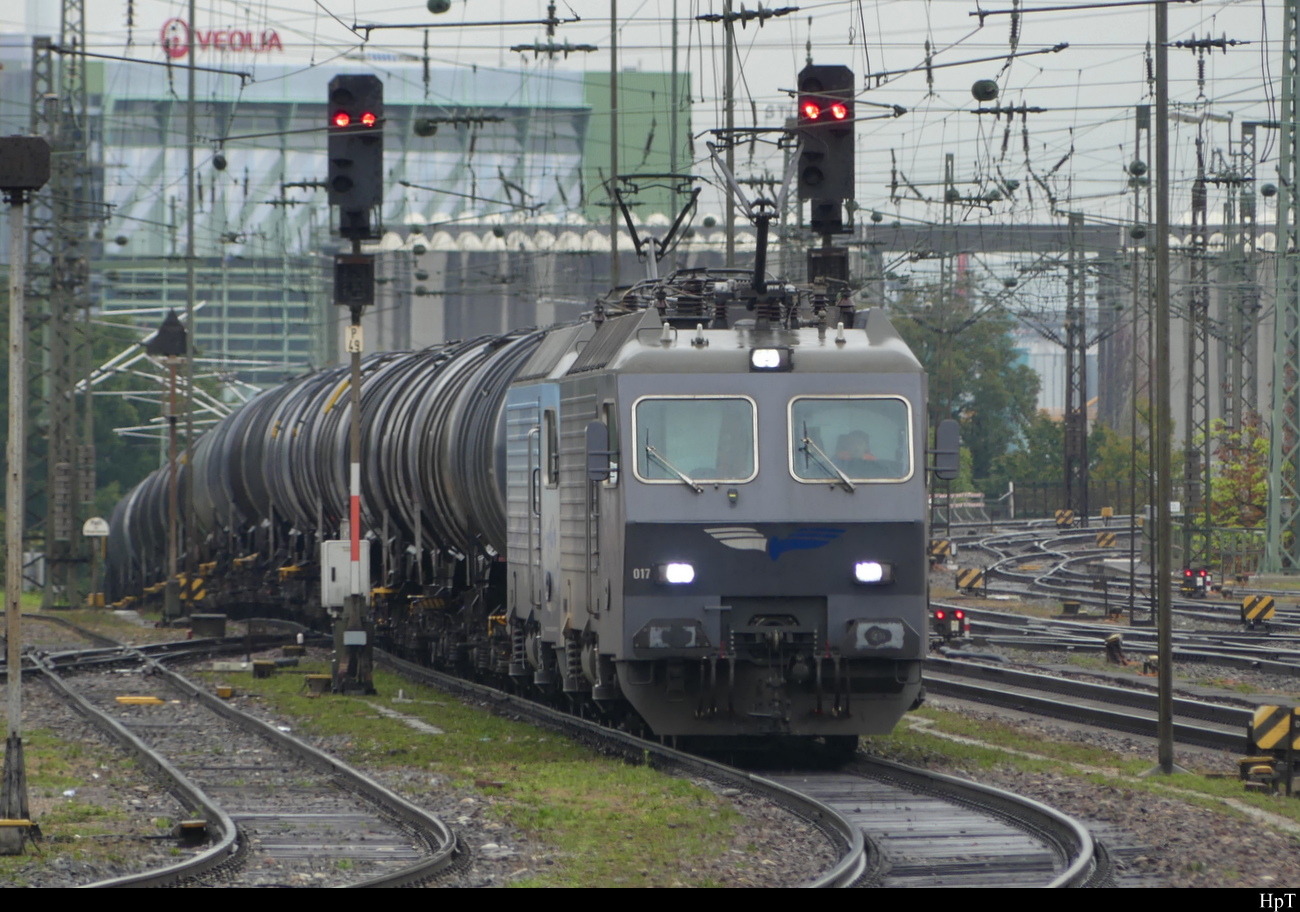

left=954, top=610, right=965, bottom=619
left=934, top=610, right=946, bottom=620
left=332, top=111, right=351, bottom=128
left=1199, top=569, right=1209, bottom=578
left=360, top=111, right=378, bottom=127
left=830, top=102, right=849, bottom=120
left=1184, top=568, right=1193, bottom=577
left=801, top=100, right=822, bottom=121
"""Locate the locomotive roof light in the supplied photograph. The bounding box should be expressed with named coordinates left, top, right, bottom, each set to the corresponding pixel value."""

left=853, top=561, right=894, bottom=585
left=750, top=347, right=792, bottom=371
left=657, top=562, right=696, bottom=585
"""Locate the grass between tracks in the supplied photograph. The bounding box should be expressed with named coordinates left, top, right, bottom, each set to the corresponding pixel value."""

left=865, top=706, right=1300, bottom=830
left=203, top=661, right=750, bottom=887
left=0, top=728, right=167, bottom=886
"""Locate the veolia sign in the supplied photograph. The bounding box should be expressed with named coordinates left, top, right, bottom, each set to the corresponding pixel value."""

left=161, top=18, right=285, bottom=59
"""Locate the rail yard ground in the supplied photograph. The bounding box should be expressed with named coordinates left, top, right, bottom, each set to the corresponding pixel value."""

left=922, top=571, right=1300, bottom=887
left=5, top=599, right=1300, bottom=887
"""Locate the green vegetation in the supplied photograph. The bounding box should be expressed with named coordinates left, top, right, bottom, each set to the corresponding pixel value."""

left=0, top=728, right=160, bottom=885
left=207, top=662, right=751, bottom=887
left=893, top=302, right=1039, bottom=481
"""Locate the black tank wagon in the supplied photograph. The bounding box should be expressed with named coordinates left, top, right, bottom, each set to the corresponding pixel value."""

left=108, top=279, right=952, bottom=750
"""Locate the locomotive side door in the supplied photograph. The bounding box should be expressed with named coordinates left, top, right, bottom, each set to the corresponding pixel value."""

left=536, top=387, right=563, bottom=632
left=504, top=392, right=542, bottom=619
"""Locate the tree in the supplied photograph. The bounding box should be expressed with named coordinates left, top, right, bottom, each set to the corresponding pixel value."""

left=986, top=411, right=1063, bottom=489
left=985, top=410, right=1165, bottom=509
left=891, top=302, right=1040, bottom=480
left=1207, top=414, right=1268, bottom=528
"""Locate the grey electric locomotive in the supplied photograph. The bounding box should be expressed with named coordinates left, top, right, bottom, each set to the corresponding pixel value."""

left=501, top=306, right=930, bottom=743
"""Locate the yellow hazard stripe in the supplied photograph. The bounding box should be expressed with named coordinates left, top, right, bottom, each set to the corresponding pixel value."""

left=1253, top=706, right=1297, bottom=749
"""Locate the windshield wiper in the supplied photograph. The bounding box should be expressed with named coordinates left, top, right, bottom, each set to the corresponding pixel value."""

left=645, top=445, right=703, bottom=494
left=800, top=437, right=856, bottom=492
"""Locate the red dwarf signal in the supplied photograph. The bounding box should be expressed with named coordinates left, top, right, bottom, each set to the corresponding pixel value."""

left=333, top=111, right=351, bottom=128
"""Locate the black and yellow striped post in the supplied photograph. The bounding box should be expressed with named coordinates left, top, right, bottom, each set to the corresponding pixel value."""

left=956, top=567, right=985, bottom=594
left=1241, top=595, right=1276, bottom=628
left=1054, top=509, right=1075, bottom=529
left=177, top=573, right=205, bottom=606
left=927, top=540, right=951, bottom=563
left=1096, top=531, right=1117, bottom=548
left=1249, top=706, right=1297, bottom=797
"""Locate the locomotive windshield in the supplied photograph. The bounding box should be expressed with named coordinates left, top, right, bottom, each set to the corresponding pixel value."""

left=789, top=396, right=912, bottom=482
left=633, top=396, right=757, bottom=485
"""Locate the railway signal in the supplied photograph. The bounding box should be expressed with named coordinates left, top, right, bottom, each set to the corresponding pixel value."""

left=327, top=74, right=384, bottom=239
left=796, top=63, right=855, bottom=202
left=326, top=74, right=382, bottom=695
left=796, top=64, right=854, bottom=237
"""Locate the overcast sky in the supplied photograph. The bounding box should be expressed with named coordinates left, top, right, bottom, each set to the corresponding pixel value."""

left=2, top=1, right=1283, bottom=239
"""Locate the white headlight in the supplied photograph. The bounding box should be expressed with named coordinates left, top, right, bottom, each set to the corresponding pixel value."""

left=751, top=348, right=781, bottom=369
left=659, top=562, right=696, bottom=584
left=854, top=561, right=894, bottom=584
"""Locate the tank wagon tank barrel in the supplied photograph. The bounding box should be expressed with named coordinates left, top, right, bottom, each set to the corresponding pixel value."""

left=107, top=329, right=542, bottom=600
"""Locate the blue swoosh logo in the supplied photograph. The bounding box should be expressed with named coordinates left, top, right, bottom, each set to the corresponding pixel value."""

left=767, top=527, right=844, bottom=560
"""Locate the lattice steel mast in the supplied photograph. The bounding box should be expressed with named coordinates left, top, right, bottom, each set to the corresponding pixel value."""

left=1064, top=212, right=1089, bottom=520
left=1267, top=0, right=1300, bottom=572
left=1182, top=133, right=1211, bottom=566
left=26, top=10, right=94, bottom=607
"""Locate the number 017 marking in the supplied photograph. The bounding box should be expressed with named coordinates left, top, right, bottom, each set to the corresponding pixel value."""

left=631, top=567, right=651, bottom=580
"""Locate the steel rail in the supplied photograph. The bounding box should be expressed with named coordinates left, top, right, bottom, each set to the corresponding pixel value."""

left=32, top=654, right=244, bottom=888
left=850, top=755, right=1101, bottom=887
left=923, top=660, right=1247, bottom=751
left=18, top=633, right=461, bottom=887
left=148, top=659, right=462, bottom=887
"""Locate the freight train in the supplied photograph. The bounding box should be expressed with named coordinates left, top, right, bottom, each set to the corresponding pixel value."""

left=107, top=269, right=957, bottom=752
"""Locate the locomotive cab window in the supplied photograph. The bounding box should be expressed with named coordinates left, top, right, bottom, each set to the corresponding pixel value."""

left=632, top=396, right=757, bottom=485
left=789, top=396, right=912, bottom=483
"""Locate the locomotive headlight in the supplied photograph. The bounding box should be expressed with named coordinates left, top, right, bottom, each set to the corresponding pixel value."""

left=750, top=348, right=792, bottom=371
left=657, top=562, right=696, bottom=585
left=853, top=561, right=894, bottom=584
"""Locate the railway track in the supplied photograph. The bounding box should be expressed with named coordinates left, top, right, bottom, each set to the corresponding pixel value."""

left=6, top=615, right=1109, bottom=887
left=374, top=650, right=1108, bottom=887
left=923, top=656, right=1250, bottom=751
left=935, top=604, right=1300, bottom=677
left=767, top=758, right=1101, bottom=887
left=21, top=643, right=461, bottom=887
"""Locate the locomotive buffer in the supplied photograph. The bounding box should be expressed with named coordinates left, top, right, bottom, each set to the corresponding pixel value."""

left=326, top=74, right=383, bottom=695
